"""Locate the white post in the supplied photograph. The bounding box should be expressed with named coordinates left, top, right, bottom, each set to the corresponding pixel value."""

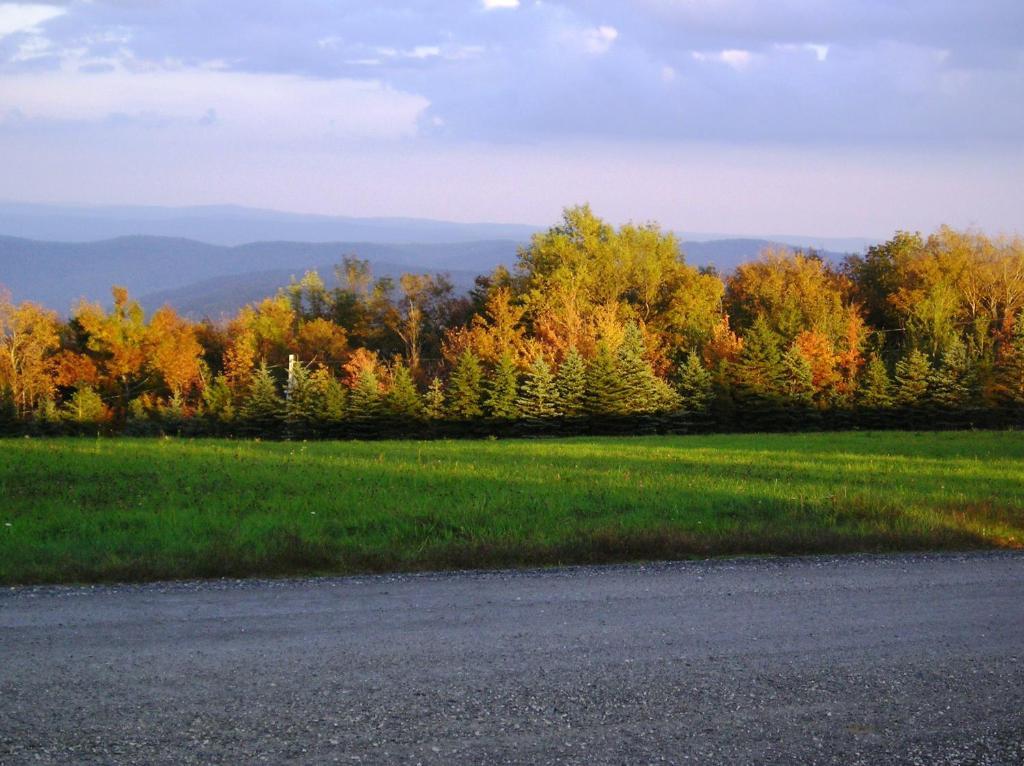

left=286, top=354, right=297, bottom=400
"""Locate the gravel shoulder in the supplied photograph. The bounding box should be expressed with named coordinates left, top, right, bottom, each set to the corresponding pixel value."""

left=2, top=551, right=1023, bottom=765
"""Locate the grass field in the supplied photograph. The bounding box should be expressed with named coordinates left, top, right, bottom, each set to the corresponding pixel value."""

left=1, top=431, right=1023, bottom=584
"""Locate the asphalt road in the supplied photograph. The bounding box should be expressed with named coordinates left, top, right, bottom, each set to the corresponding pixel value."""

left=2, top=552, right=1023, bottom=765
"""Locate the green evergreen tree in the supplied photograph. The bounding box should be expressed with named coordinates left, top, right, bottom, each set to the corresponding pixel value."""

left=240, top=362, right=284, bottom=432
left=616, top=323, right=664, bottom=414
left=857, top=354, right=894, bottom=408
left=284, top=364, right=324, bottom=435
left=673, top=351, right=713, bottom=414
left=62, top=386, right=107, bottom=423
left=348, top=367, right=383, bottom=418
left=424, top=377, right=446, bottom=419
left=895, top=348, right=932, bottom=406
left=447, top=350, right=484, bottom=419
left=733, top=316, right=786, bottom=405
left=386, top=363, right=424, bottom=418
left=485, top=352, right=520, bottom=419
left=34, top=396, right=61, bottom=426
left=202, top=374, right=235, bottom=422
left=0, top=390, right=16, bottom=433
left=929, top=337, right=970, bottom=408
left=556, top=347, right=587, bottom=416
left=782, top=346, right=815, bottom=406
left=321, top=375, right=348, bottom=421
left=584, top=341, right=625, bottom=415
left=518, top=355, right=559, bottom=418
left=996, top=316, right=1024, bottom=406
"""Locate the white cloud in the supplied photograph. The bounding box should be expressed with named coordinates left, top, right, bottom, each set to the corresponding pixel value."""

left=692, top=48, right=752, bottom=70
left=0, top=61, right=431, bottom=141
left=481, top=0, right=520, bottom=9
left=0, top=2, right=63, bottom=39
left=775, top=43, right=830, bottom=62
left=661, top=65, right=677, bottom=83
left=579, top=25, right=619, bottom=55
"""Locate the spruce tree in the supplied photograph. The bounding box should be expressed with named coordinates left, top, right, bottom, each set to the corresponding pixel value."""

left=447, top=350, right=484, bottom=419
left=733, top=316, right=785, bottom=406
left=202, top=374, right=235, bottom=422
left=348, top=367, right=383, bottom=419
left=486, top=353, right=520, bottom=419
left=782, top=346, right=815, bottom=407
left=518, top=356, right=559, bottom=418
left=584, top=341, right=625, bottom=415
left=386, top=363, right=424, bottom=418
left=284, top=364, right=324, bottom=436
left=673, top=351, right=713, bottom=414
left=424, top=377, right=446, bottom=419
left=312, top=368, right=347, bottom=422
left=556, top=347, right=587, bottom=416
left=858, top=355, right=894, bottom=408
left=996, top=317, right=1024, bottom=406
left=895, top=348, right=932, bottom=406
left=929, top=337, right=970, bottom=408
left=616, top=323, right=662, bottom=414
left=240, top=362, right=284, bottom=433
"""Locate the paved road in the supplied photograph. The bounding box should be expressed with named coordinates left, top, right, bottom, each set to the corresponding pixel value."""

left=2, top=552, right=1023, bottom=765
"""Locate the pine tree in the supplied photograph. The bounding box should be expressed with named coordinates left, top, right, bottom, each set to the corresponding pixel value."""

left=996, top=317, right=1024, bottom=406
left=673, top=351, right=713, bottom=414
left=202, top=374, right=235, bottom=422
left=929, top=337, right=970, bottom=408
left=857, top=354, right=894, bottom=408
left=894, top=348, right=932, bottom=406
left=616, top=323, right=663, bottom=414
left=239, top=362, right=284, bottom=432
left=556, top=347, right=587, bottom=416
left=447, top=350, right=484, bottom=419
left=733, top=316, right=785, bottom=406
left=485, top=353, right=520, bottom=419
left=518, top=355, right=559, bottom=418
left=284, top=363, right=324, bottom=435
left=311, top=367, right=347, bottom=422
left=348, top=367, right=382, bottom=419
left=424, top=377, right=446, bottom=419
left=62, top=386, right=108, bottom=423
left=782, top=346, right=815, bottom=407
left=386, top=363, right=424, bottom=418
left=584, top=341, right=625, bottom=415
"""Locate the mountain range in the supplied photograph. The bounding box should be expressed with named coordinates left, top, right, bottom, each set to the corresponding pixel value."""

left=0, top=202, right=868, bottom=318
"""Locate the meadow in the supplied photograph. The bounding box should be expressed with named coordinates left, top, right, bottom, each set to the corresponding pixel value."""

left=1, top=431, right=1022, bottom=584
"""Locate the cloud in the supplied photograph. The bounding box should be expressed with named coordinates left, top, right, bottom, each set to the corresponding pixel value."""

left=0, top=59, right=430, bottom=141
left=481, top=0, right=520, bottom=9
left=692, top=48, right=752, bottom=69
left=0, top=2, right=64, bottom=39
left=564, top=24, right=619, bottom=55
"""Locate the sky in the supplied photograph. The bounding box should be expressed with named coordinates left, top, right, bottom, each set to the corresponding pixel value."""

left=0, top=0, right=1021, bottom=238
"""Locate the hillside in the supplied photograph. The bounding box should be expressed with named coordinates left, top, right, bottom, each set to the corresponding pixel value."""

left=0, top=232, right=850, bottom=317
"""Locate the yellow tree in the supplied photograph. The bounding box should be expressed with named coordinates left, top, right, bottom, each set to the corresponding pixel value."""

left=145, top=306, right=204, bottom=399
left=74, top=286, right=149, bottom=408
left=0, top=291, right=61, bottom=415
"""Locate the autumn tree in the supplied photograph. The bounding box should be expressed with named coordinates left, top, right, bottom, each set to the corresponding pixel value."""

left=0, top=293, right=60, bottom=416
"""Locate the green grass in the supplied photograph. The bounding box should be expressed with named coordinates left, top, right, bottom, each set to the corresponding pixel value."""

left=1, top=431, right=1023, bottom=584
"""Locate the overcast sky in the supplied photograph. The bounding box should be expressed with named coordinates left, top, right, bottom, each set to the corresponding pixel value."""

left=0, top=0, right=1021, bottom=237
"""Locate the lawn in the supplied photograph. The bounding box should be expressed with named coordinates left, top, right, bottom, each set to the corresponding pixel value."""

left=1, top=431, right=1022, bottom=584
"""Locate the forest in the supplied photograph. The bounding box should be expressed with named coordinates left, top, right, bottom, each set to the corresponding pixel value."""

left=2, top=205, right=1024, bottom=438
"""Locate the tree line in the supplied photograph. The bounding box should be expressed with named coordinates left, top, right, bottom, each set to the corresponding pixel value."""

left=3, top=205, right=1024, bottom=438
